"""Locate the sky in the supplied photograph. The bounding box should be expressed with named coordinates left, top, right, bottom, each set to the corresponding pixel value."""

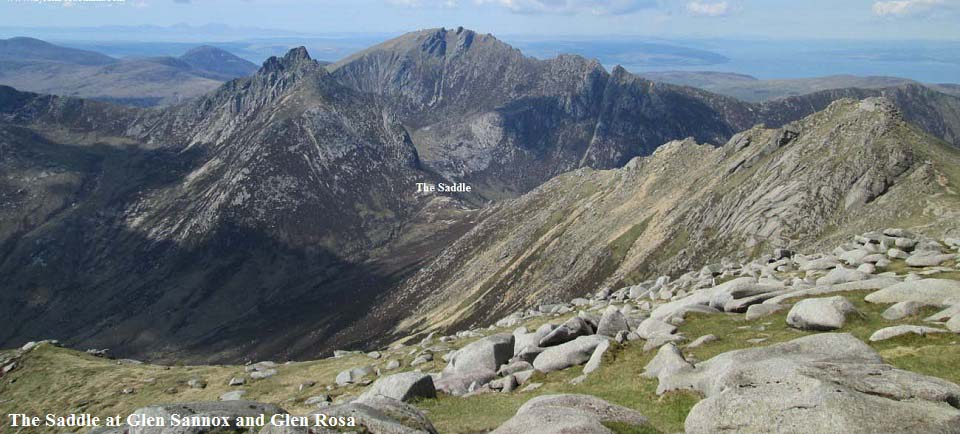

left=0, top=0, right=958, bottom=40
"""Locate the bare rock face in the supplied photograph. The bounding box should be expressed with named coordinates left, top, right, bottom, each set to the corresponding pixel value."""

left=644, top=333, right=960, bottom=434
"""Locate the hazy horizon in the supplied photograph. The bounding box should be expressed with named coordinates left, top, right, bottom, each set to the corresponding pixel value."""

left=1, top=1, right=958, bottom=82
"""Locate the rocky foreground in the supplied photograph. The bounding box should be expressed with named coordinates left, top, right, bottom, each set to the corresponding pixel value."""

left=3, top=229, right=960, bottom=433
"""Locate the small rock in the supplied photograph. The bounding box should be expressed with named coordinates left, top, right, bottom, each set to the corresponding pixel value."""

left=869, top=325, right=948, bottom=341
left=219, top=390, right=245, bottom=401
left=745, top=303, right=784, bottom=320
left=187, top=378, right=207, bottom=389
left=250, top=368, right=277, bottom=380
left=519, top=382, right=543, bottom=392
left=686, top=334, right=718, bottom=349
left=887, top=248, right=910, bottom=259
left=228, top=377, right=245, bottom=386
left=304, top=394, right=330, bottom=405
left=335, top=366, right=375, bottom=386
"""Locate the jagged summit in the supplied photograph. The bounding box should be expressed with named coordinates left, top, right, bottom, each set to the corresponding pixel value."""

left=260, top=46, right=319, bottom=74
left=332, top=27, right=510, bottom=66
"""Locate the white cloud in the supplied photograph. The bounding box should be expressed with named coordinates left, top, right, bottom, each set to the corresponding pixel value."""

left=872, top=0, right=948, bottom=16
left=472, top=0, right=657, bottom=15
left=685, top=1, right=729, bottom=16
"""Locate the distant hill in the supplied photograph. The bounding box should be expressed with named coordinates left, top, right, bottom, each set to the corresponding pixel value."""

left=639, top=71, right=960, bottom=102
left=179, top=45, right=258, bottom=80
left=0, top=38, right=256, bottom=106
left=0, top=36, right=115, bottom=65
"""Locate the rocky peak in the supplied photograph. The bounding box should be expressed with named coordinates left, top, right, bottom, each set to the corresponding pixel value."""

left=260, top=46, right=319, bottom=75
left=415, top=27, right=489, bottom=57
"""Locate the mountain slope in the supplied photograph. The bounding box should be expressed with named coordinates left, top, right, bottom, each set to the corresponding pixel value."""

left=383, top=97, right=960, bottom=336
left=179, top=45, right=258, bottom=80
left=0, top=38, right=255, bottom=107
left=639, top=71, right=960, bottom=102
left=0, top=48, right=475, bottom=363
left=329, top=28, right=754, bottom=198
left=329, top=28, right=960, bottom=200
left=0, top=36, right=115, bottom=65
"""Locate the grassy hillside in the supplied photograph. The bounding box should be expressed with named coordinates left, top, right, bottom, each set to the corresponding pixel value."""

left=3, top=258, right=959, bottom=433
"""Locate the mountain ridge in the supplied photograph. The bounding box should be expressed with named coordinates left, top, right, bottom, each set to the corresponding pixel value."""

left=2, top=31, right=960, bottom=362
left=328, top=27, right=960, bottom=201
left=380, top=96, right=960, bottom=338
left=0, top=37, right=257, bottom=107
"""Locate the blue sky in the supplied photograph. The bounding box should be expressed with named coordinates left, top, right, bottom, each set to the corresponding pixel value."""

left=0, top=0, right=958, bottom=40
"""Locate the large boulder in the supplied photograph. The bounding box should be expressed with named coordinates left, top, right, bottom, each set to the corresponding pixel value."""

left=595, top=306, right=629, bottom=337
left=707, top=279, right=782, bottom=311
left=650, top=278, right=752, bottom=321
left=490, top=394, right=648, bottom=434
left=865, top=279, right=960, bottom=306
left=538, top=317, right=592, bottom=347
left=798, top=256, right=841, bottom=271
left=533, top=335, right=608, bottom=373
left=286, top=394, right=440, bottom=434
left=434, top=370, right=496, bottom=396
left=646, top=333, right=960, bottom=434
left=90, top=401, right=285, bottom=434
left=642, top=344, right=695, bottom=394
left=360, top=372, right=436, bottom=402
left=514, top=324, right=554, bottom=355
left=634, top=318, right=677, bottom=339
left=906, top=252, right=957, bottom=267
left=443, top=333, right=514, bottom=376
left=763, top=278, right=898, bottom=305
left=786, top=296, right=857, bottom=331
left=582, top=339, right=611, bottom=374
left=881, top=301, right=929, bottom=320
left=815, top=266, right=867, bottom=285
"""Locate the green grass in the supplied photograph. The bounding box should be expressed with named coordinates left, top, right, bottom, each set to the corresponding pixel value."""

left=5, top=277, right=960, bottom=434
left=603, top=421, right=663, bottom=434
